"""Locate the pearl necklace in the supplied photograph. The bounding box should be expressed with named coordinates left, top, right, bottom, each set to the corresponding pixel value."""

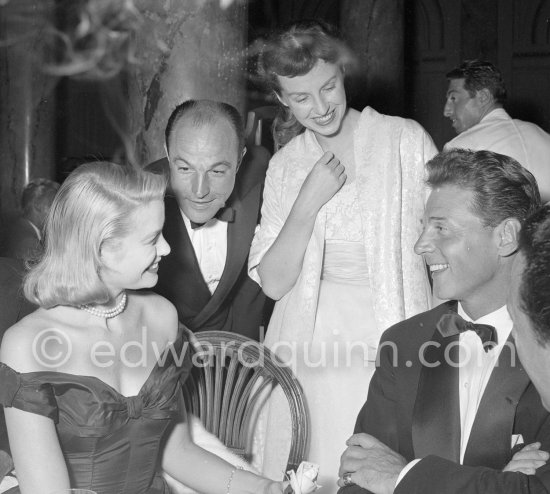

left=81, top=292, right=128, bottom=319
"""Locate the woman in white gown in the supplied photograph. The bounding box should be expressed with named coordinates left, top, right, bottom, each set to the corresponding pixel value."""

left=248, top=21, right=437, bottom=492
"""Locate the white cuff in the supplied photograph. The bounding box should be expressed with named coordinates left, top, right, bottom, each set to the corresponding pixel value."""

left=0, top=475, right=18, bottom=494
left=395, top=459, right=421, bottom=487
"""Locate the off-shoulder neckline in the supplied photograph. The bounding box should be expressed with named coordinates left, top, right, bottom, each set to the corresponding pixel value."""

left=0, top=330, right=189, bottom=400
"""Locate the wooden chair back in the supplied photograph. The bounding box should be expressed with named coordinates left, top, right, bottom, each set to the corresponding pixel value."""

left=182, top=330, right=309, bottom=473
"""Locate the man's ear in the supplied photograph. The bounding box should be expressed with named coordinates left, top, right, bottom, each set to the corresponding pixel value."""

left=476, top=88, right=493, bottom=107
left=496, top=217, right=521, bottom=257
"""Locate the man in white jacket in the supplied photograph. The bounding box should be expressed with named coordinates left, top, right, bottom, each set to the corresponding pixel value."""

left=443, top=59, right=550, bottom=202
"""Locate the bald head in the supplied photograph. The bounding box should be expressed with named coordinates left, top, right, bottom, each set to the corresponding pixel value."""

left=164, top=99, right=245, bottom=156
left=165, top=100, right=246, bottom=225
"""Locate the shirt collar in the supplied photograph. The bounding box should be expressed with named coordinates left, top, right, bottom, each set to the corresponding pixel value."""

left=179, top=209, right=219, bottom=231
left=479, top=107, right=507, bottom=124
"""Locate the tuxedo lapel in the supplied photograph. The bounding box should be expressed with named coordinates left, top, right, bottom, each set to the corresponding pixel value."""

left=463, top=337, right=529, bottom=468
left=412, top=306, right=461, bottom=463
left=162, top=197, right=211, bottom=314
left=192, top=184, right=261, bottom=329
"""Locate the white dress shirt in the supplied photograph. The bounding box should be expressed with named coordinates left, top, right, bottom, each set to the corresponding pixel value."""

left=457, top=303, right=512, bottom=461
left=397, top=303, right=513, bottom=484
left=181, top=211, right=228, bottom=295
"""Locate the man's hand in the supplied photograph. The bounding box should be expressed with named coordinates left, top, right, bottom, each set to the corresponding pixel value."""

left=338, top=433, right=407, bottom=494
left=503, top=442, right=549, bottom=475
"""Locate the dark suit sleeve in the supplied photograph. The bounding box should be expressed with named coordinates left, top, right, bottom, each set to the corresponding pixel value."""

left=395, top=396, right=550, bottom=494
left=341, top=303, right=550, bottom=494
left=356, top=338, right=401, bottom=448
left=338, top=336, right=401, bottom=494
left=397, top=455, right=550, bottom=494
left=341, top=386, right=550, bottom=494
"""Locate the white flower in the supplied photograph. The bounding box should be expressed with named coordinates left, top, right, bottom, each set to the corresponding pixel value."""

left=287, top=461, right=320, bottom=494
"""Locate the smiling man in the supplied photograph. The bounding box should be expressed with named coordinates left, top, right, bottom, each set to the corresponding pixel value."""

left=338, top=149, right=550, bottom=494
left=442, top=60, right=550, bottom=202
left=151, top=99, right=270, bottom=340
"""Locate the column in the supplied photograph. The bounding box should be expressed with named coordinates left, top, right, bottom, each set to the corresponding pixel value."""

left=128, top=0, right=248, bottom=166
left=0, top=0, right=57, bottom=221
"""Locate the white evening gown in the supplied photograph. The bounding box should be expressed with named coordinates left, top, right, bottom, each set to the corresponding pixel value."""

left=254, top=180, right=378, bottom=494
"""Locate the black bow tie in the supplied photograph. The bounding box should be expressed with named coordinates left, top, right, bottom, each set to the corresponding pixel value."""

left=190, top=206, right=236, bottom=230
left=436, top=312, right=498, bottom=352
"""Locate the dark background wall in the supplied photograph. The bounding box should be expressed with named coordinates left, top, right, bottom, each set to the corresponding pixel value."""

left=406, top=0, right=550, bottom=148
left=54, top=0, right=550, bottom=165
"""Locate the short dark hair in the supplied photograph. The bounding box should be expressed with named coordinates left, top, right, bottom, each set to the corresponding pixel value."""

left=446, top=60, right=507, bottom=105
left=426, top=149, right=541, bottom=227
left=518, top=205, right=550, bottom=345
left=256, top=20, right=355, bottom=149
left=164, top=99, right=244, bottom=155
left=258, top=19, right=352, bottom=94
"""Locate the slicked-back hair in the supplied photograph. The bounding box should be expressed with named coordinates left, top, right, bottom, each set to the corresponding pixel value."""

left=24, top=162, right=167, bottom=308
left=164, top=99, right=244, bottom=156
left=518, top=205, right=550, bottom=345
left=446, top=59, right=507, bottom=104
left=257, top=19, right=355, bottom=149
left=426, top=149, right=541, bottom=227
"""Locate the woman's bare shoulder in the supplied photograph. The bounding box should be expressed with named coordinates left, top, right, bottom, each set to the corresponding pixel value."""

left=129, top=290, right=178, bottom=341
left=0, top=308, right=61, bottom=371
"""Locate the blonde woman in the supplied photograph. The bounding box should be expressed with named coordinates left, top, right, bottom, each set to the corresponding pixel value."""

left=0, top=162, right=284, bottom=494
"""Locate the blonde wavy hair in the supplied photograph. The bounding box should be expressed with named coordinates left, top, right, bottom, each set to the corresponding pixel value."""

left=24, top=162, right=167, bottom=308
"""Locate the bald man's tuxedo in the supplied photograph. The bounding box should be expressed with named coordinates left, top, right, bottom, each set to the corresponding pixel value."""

left=151, top=149, right=271, bottom=340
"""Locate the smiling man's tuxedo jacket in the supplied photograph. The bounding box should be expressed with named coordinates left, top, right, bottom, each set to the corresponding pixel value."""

left=150, top=148, right=272, bottom=341
left=341, top=301, right=550, bottom=494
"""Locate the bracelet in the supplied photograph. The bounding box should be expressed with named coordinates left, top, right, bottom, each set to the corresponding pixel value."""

left=226, top=465, right=244, bottom=494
